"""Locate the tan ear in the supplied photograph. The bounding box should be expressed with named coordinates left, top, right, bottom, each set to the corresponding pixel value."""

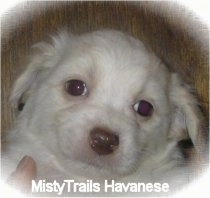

left=169, top=74, right=207, bottom=157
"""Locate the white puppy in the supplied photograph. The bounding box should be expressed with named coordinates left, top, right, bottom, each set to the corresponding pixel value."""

left=2, top=29, right=206, bottom=196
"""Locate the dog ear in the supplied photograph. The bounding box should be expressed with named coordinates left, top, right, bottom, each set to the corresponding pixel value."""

left=169, top=74, right=207, bottom=156
left=10, top=31, right=70, bottom=111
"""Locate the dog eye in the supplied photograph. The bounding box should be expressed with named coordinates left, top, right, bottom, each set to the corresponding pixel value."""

left=133, top=100, right=153, bottom=116
left=65, top=80, right=88, bottom=96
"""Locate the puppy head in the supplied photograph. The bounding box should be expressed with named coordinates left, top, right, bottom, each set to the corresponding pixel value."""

left=10, top=30, right=205, bottom=178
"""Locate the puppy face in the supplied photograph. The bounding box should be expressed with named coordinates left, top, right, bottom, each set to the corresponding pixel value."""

left=11, top=30, right=204, bottom=178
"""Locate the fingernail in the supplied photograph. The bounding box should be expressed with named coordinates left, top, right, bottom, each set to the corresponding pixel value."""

left=16, top=156, right=30, bottom=171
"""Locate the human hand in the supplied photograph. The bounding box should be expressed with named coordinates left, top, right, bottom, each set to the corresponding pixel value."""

left=7, top=156, right=36, bottom=194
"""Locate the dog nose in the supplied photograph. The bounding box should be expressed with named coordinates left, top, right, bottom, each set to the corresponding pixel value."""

left=89, top=127, right=119, bottom=155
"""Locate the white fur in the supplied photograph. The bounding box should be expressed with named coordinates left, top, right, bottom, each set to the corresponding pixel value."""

left=2, top=29, right=205, bottom=196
